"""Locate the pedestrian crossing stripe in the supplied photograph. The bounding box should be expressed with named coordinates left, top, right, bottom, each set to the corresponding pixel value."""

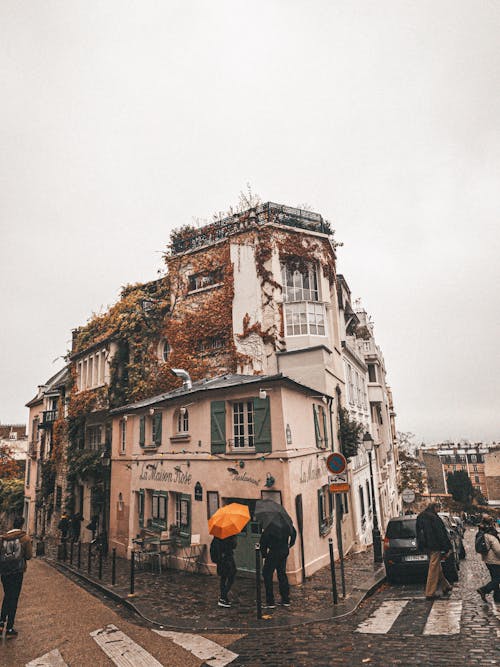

left=26, top=649, right=68, bottom=667
left=355, top=599, right=463, bottom=636
left=355, top=600, right=409, bottom=634
left=154, top=630, right=239, bottom=667
left=91, top=624, right=163, bottom=666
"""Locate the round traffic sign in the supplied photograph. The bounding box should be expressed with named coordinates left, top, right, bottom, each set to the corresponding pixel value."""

left=402, top=488, right=415, bottom=504
left=326, top=452, right=347, bottom=475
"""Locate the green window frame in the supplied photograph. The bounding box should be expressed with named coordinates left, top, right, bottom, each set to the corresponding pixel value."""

left=152, top=412, right=162, bottom=446
left=138, top=488, right=145, bottom=528
left=150, top=490, right=167, bottom=531
left=139, top=416, right=145, bottom=447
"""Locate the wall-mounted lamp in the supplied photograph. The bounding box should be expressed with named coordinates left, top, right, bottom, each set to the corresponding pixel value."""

left=259, top=388, right=272, bottom=400
left=145, top=463, right=157, bottom=471
left=265, top=473, right=275, bottom=488
left=238, top=460, right=245, bottom=469
left=311, top=395, right=328, bottom=404
left=179, top=407, right=187, bottom=416
left=174, top=465, right=182, bottom=473
left=227, top=467, right=238, bottom=475
left=148, top=408, right=155, bottom=416
left=123, top=415, right=128, bottom=422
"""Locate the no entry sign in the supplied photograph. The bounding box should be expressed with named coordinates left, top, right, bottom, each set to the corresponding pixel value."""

left=326, top=452, right=347, bottom=475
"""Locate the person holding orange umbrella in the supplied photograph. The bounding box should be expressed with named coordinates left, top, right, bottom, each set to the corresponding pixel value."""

left=208, top=503, right=250, bottom=608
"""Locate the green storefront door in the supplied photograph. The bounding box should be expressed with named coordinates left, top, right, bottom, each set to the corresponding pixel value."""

left=225, top=497, right=261, bottom=575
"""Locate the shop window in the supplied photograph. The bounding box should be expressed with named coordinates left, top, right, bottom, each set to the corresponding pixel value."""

left=150, top=491, right=167, bottom=531
left=138, top=489, right=145, bottom=528
left=174, top=493, right=191, bottom=543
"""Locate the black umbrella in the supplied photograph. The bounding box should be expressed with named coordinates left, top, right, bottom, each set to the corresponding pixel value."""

left=255, top=499, right=294, bottom=537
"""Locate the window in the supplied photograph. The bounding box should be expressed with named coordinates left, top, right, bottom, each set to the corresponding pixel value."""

left=151, top=491, right=167, bottom=531
left=341, top=492, right=349, bottom=515
left=158, top=339, right=171, bottom=362
left=86, top=425, right=102, bottom=450
left=197, top=337, right=224, bottom=355
left=177, top=409, right=189, bottom=433
left=233, top=402, right=255, bottom=448
left=281, top=264, right=326, bottom=336
left=55, top=485, right=62, bottom=510
left=174, top=493, right=191, bottom=542
left=368, top=364, right=377, bottom=383
left=26, top=460, right=31, bottom=487
left=207, top=491, right=220, bottom=519
left=120, top=420, right=126, bottom=454
left=138, top=489, right=145, bottom=528
left=188, top=269, right=223, bottom=292
left=318, top=485, right=334, bottom=535
left=475, top=475, right=480, bottom=484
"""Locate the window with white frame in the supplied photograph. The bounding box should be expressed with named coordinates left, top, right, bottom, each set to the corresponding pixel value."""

left=158, top=339, right=171, bottom=363
left=77, top=349, right=107, bottom=391
left=177, top=409, right=189, bottom=433
left=151, top=491, right=167, bottom=530
left=232, top=401, right=254, bottom=448
left=281, top=263, right=326, bottom=336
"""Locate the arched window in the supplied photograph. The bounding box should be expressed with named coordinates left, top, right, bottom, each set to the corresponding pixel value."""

left=158, top=339, right=171, bottom=362
left=178, top=408, right=189, bottom=433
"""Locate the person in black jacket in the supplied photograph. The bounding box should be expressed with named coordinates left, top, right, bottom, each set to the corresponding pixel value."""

left=260, top=523, right=297, bottom=608
left=416, top=503, right=453, bottom=600
left=215, top=535, right=237, bottom=608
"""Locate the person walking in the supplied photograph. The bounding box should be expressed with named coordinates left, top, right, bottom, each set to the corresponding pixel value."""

left=260, top=522, right=297, bottom=608
left=0, top=516, right=33, bottom=638
left=211, top=534, right=237, bottom=608
left=416, top=502, right=453, bottom=600
left=476, top=514, right=500, bottom=603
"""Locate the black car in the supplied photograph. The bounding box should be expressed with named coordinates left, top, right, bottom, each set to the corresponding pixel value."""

left=383, top=515, right=460, bottom=583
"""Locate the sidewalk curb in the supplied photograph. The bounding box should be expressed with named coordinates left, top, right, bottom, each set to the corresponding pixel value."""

left=46, top=557, right=386, bottom=633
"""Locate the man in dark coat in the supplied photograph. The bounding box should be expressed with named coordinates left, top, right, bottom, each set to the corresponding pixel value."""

left=260, top=522, right=297, bottom=608
left=215, top=535, right=237, bottom=608
left=416, top=502, right=453, bottom=600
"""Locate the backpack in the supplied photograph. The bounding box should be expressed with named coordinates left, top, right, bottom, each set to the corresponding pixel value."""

left=475, top=530, right=489, bottom=555
left=209, top=537, right=221, bottom=564
left=0, top=537, right=24, bottom=575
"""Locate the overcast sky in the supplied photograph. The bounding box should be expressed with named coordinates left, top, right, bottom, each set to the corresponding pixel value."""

left=1, top=1, right=499, bottom=444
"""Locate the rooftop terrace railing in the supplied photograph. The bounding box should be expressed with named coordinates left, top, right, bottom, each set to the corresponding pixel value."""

left=169, top=202, right=332, bottom=255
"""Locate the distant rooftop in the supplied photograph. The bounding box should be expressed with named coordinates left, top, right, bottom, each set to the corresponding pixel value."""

left=169, top=202, right=332, bottom=255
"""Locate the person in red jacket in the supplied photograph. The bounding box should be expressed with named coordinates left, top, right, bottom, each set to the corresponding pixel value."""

left=0, top=516, right=33, bottom=638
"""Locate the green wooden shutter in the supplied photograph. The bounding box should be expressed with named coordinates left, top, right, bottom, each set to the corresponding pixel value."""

left=154, top=412, right=162, bottom=445
left=322, top=408, right=328, bottom=450
left=254, top=396, right=271, bottom=453
left=138, top=488, right=145, bottom=528
left=139, top=416, right=145, bottom=447
left=313, top=405, right=321, bottom=448
left=210, top=401, right=226, bottom=454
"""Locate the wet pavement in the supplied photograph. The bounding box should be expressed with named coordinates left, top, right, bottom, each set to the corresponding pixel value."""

left=41, top=538, right=385, bottom=632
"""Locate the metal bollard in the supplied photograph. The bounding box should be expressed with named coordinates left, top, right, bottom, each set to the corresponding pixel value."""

left=129, top=551, right=135, bottom=596
left=111, top=548, right=117, bottom=586
left=77, top=542, right=82, bottom=569
left=255, top=543, right=262, bottom=620
left=329, top=537, right=338, bottom=605
left=98, top=548, right=103, bottom=580
left=88, top=543, right=92, bottom=575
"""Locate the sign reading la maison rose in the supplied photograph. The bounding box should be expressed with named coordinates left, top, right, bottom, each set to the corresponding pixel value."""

left=299, top=460, right=323, bottom=484
left=139, top=464, right=192, bottom=485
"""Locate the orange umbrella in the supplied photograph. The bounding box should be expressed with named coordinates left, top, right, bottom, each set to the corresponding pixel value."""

left=208, top=503, right=251, bottom=539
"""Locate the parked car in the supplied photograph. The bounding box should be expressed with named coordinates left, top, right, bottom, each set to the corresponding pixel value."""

left=383, top=515, right=460, bottom=583
left=439, top=512, right=466, bottom=559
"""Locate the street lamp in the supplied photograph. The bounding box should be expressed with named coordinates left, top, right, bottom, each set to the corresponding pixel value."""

left=363, top=431, right=383, bottom=563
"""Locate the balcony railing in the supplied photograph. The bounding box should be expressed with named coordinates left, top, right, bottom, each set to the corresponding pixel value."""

left=40, top=410, right=58, bottom=428
left=169, top=202, right=332, bottom=255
